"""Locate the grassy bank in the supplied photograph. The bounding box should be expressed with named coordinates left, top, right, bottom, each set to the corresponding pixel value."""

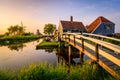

left=0, top=63, right=116, bottom=80
left=36, top=39, right=58, bottom=49
left=0, top=35, right=40, bottom=45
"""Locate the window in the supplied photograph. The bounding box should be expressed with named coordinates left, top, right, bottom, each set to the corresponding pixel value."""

left=106, top=26, right=110, bottom=30
left=104, top=25, right=110, bottom=30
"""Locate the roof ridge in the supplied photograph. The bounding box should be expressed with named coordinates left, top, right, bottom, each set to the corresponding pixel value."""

left=60, top=20, right=82, bottom=23
left=99, top=16, right=114, bottom=24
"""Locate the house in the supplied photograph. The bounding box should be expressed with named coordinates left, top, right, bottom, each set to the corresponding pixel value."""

left=58, top=16, right=86, bottom=36
left=87, top=16, right=115, bottom=35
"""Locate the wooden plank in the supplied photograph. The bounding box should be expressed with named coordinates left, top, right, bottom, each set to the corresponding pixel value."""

left=83, top=33, right=120, bottom=42
left=75, top=34, right=120, bottom=54
left=98, top=60, right=120, bottom=79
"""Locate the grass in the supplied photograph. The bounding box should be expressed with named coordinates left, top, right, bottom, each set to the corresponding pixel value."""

left=0, top=35, right=40, bottom=45
left=0, top=63, right=116, bottom=80
left=36, top=39, right=58, bottom=49
left=104, top=39, right=120, bottom=46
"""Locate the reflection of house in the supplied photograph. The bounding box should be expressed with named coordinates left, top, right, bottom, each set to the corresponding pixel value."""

left=87, top=16, right=115, bottom=35
left=58, top=16, right=86, bottom=35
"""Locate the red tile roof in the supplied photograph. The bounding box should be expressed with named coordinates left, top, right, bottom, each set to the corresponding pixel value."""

left=60, top=20, right=85, bottom=30
left=87, top=16, right=114, bottom=33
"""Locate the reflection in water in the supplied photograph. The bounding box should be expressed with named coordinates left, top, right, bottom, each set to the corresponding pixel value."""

left=56, top=47, right=90, bottom=66
left=7, top=44, right=26, bottom=51
left=0, top=39, right=57, bottom=69
left=0, top=39, right=90, bottom=69
left=44, top=49, right=54, bottom=53
left=56, top=48, right=78, bottom=66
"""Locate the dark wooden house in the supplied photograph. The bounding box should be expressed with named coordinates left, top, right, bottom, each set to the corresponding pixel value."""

left=58, top=16, right=86, bottom=35
left=87, top=16, right=115, bottom=35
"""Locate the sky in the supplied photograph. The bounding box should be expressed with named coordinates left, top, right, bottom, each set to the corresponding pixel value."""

left=0, top=0, right=120, bottom=34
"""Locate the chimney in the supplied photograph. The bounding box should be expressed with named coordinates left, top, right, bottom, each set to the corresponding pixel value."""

left=70, top=16, right=73, bottom=22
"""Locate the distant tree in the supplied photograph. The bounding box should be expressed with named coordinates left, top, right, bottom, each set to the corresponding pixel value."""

left=7, top=25, right=25, bottom=35
left=36, top=29, right=41, bottom=35
left=44, top=24, right=56, bottom=36
left=5, top=32, right=10, bottom=36
left=18, top=26, right=24, bottom=35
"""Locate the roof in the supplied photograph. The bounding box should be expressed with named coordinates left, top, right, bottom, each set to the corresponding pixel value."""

left=87, top=16, right=115, bottom=33
left=60, top=20, right=85, bottom=30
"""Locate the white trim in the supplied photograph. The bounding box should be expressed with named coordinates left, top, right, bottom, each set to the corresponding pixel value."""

left=91, top=22, right=101, bottom=34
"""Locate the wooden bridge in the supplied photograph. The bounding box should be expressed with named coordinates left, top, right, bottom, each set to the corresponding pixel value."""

left=60, top=32, right=120, bottom=79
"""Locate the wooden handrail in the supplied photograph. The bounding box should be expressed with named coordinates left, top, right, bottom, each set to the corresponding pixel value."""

left=83, top=33, right=120, bottom=42
left=65, top=36, right=120, bottom=66
left=64, top=33, right=120, bottom=53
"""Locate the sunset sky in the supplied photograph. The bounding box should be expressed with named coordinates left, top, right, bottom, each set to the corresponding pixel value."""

left=0, top=0, right=120, bottom=34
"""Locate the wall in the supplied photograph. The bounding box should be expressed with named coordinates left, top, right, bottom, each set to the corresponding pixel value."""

left=92, top=23, right=115, bottom=35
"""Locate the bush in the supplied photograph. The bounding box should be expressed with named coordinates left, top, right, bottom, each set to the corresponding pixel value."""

left=0, top=35, right=40, bottom=45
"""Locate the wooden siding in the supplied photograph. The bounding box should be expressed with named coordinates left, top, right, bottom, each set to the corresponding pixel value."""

left=92, top=23, right=115, bottom=35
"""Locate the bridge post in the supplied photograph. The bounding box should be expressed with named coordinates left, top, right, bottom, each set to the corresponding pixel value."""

left=65, top=34, right=67, bottom=40
left=74, top=35, right=76, bottom=45
left=79, top=50, right=84, bottom=63
left=68, top=34, right=70, bottom=42
left=62, top=34, right=63, bottom=39
left=68, top=45, right=71, bottom=65
left=82, top=38, right=84, bottom=51
left=95, top=44, right=99, bottom=61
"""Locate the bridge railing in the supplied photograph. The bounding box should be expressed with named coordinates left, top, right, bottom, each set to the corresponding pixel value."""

left=61, top=32, right=120, bottom=66
left=82, top=33, right=120, bottom=42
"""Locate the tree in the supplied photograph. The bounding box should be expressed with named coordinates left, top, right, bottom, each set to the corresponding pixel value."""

left=18, top=26, right=24, bottom=35
left=7, top=25, right=25, bottom=35
left=44, top=24, right=56, bottom=36
left=36, top=29, right=41, bottom=35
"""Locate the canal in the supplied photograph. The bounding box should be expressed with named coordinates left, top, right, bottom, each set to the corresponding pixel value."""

left=0, top=40, right=57, bottom=69
left=0, top=39, right=89, bottom=69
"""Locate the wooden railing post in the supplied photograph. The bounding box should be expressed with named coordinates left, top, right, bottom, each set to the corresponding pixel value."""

left=79, top=50, right=84, bottom=63
left=68, top=45, right=71, bottom=65
left=95, top=44, right=99, bottom=61
left=65, top=34, right=67, bottom=40
left=68, top=34, right=70, bottom=42
left=82, top=38, right=84, bottom=51
left=74, top=35, right=76, bottom=45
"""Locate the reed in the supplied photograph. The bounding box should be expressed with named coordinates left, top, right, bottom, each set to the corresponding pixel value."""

left=0, top=63, right=116, bottom=80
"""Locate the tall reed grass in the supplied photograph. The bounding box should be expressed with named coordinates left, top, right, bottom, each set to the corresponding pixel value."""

left=0, top=63, right=116, bottom=80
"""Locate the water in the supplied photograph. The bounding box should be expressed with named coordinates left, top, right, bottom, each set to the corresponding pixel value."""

left=0, top=39, right=89, bottom=69
left=0, top=40, right=57, bottom=69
